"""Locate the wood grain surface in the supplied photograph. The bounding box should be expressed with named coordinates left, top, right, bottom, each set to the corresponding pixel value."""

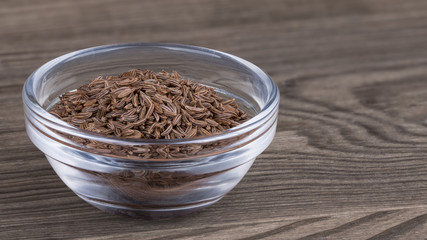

left=1, top=0, right=427, bottom=239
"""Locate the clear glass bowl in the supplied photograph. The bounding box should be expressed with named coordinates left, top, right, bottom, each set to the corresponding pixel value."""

left=22, top=43, right=279, bottom=219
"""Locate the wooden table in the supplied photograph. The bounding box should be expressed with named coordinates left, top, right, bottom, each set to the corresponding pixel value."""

left=1, top=0, right=427, bottom=239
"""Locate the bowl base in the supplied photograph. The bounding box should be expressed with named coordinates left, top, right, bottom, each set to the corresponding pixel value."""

left=78, top=194, right=223, bottom=220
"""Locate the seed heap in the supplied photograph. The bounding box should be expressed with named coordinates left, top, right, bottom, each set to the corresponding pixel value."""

left=49, top=69, right=247, bottom=139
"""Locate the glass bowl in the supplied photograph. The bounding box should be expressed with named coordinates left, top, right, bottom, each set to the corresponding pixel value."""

left=22, top=43, right=279, bottom=219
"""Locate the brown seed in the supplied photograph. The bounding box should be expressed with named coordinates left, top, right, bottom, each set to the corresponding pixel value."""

left=198, top=127, right=211, bottom=136
left=153, top=112, right=160, bottom=122
left=169, top=88, right=182, bottom=95
left=138, top=92, right=145, bottom=106
left=123, top=108, right=137, bottom=117
left=115, top=98, right=127, bottom=109
left=186, top=128, right=197, bottom=138
left=221, top=98, right=235, bottom=105
left=153, top=102, right=163, bottom=114
left=139, top=106, right=147, bottom=120
left=132, top=93, right=139, bottom=107
left=114, top=128, right=122, bottom=137
left=107, top=121, right=115, bottom=130
left=95, top=89, right=109, bottom=99
left=70, top=118, right=86, bottom=125
left=145, top=101, right=155, bottom=119
left=115, top=87, right=133, bottom=98
left=160, top=104, right=177, bottom=117
left=172, top=129, right=184, bottom=138
left=154, top=93, right=173, bottom=104
left=161, top=124, right=173, bottom=136
left=124, top=129, right=143, bottom=138
left=87, top=88, right=102, bottom=96
left=189, top=117, right=208, bottom=127
left=132, top=147, right=150, bottom=153
left=205, top=118, right=219, bottom=127
left=184, top=125, right=192, bottom=135
left=74, top=112, right=92, bottom=119
left=84, top=106, right=99, bottom=113
left=88, top=76, right=105, bottom=87
left=184, top=105, right=205, bottom=113
left=172, top=114, right=182, bottom=126
left=132, top=118, right=147, bottom=127
left=121, top=115, right=138, bottom=122
left=84, top=99, right=97, bottom=107
left=123, top=103, right=133, bottom=110
left=154, top=128, right=161, bottom=139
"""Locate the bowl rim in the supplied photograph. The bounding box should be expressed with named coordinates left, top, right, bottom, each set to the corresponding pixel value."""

left=23, top=42, right=279, bottom=146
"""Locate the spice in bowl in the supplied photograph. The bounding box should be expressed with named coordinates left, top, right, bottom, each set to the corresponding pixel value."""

left=50, top=69, right=247, bottom=140
left=48, top=69, right=248, bottom=160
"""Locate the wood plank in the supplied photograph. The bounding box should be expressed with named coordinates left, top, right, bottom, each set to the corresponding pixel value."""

left=1, top=0, right=427, bottom=239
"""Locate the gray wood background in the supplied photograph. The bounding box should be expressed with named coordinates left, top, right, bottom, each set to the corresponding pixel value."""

left=1, top=0, right=427, bottom=239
